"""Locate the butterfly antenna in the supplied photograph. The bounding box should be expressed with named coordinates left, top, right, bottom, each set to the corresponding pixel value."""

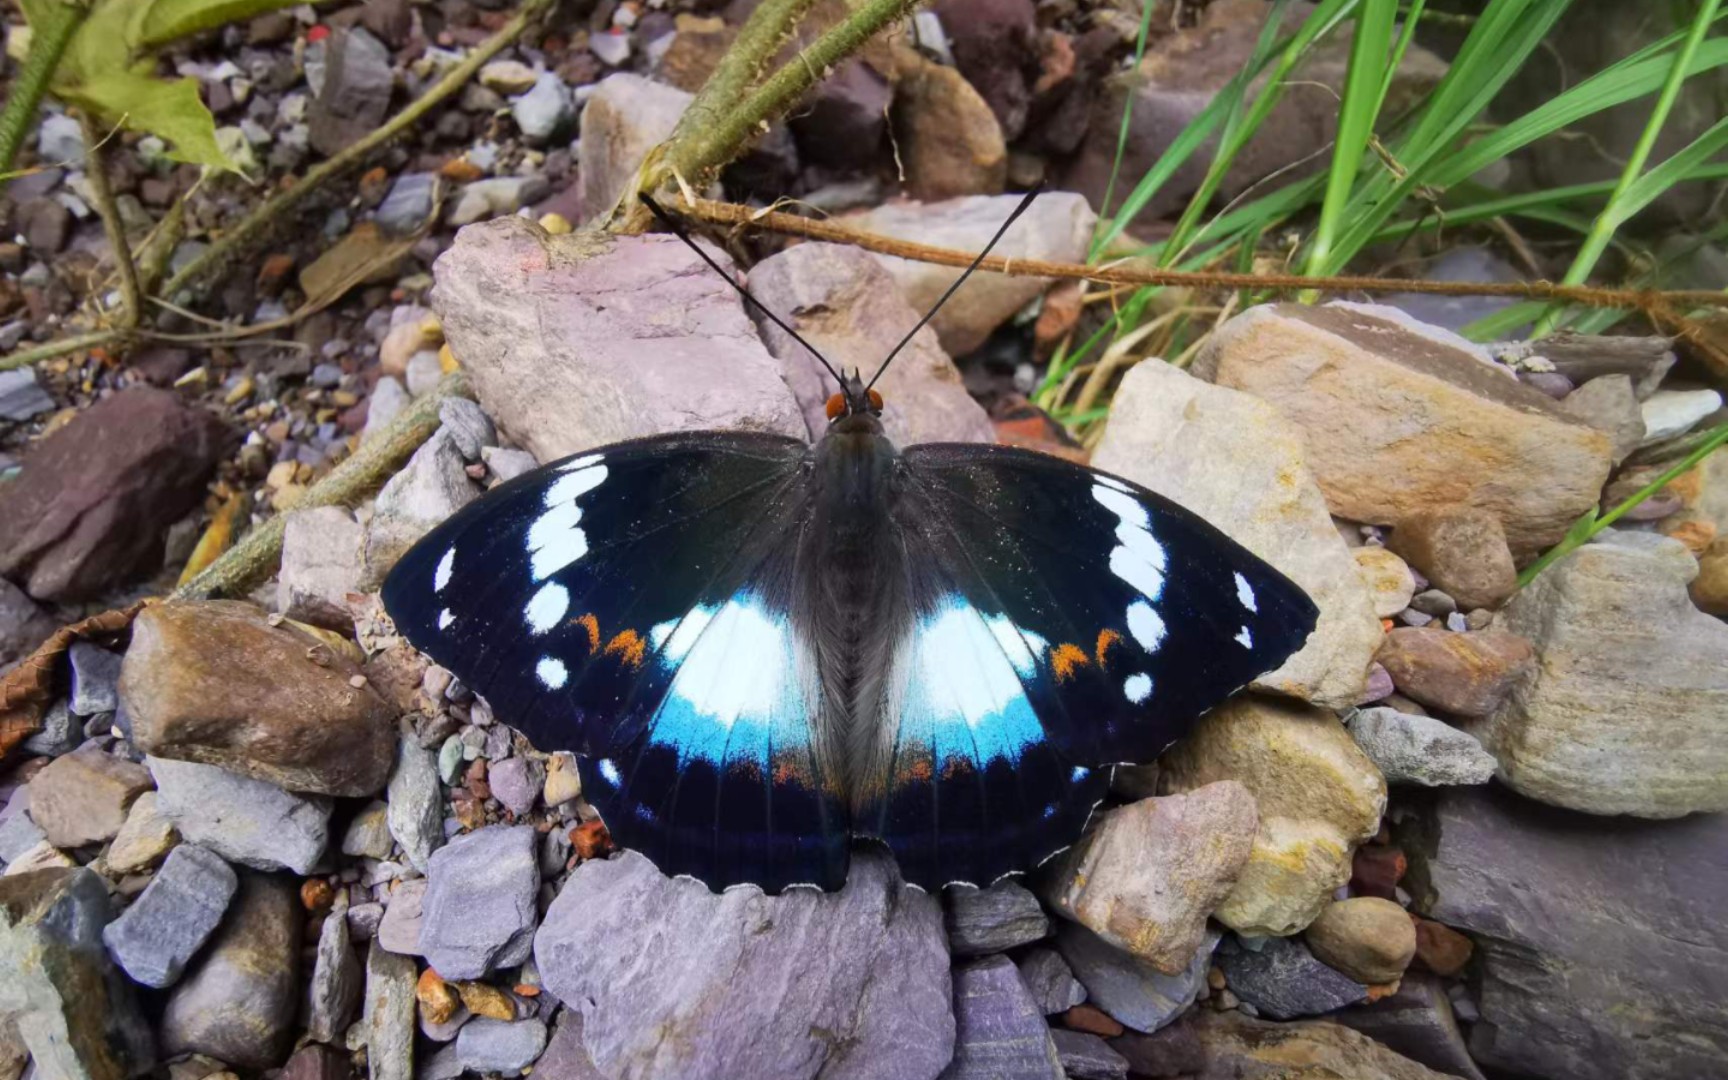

left=639, top=194, right=847, bottom=390
left=864, top=184, right=1042, bottom=394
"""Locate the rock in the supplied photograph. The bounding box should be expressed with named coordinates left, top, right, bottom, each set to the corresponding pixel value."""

left=480, top=60, right=538, bottom=94
left=1335, top=974, right=1486, bottom=1080
left=943, top=955, right=1063, bottom=1079
left=1410, top=916, right=1472, bottom=977
left=385, top=739, right=443, bottom=873
left=1346, top=707, right=1495, bottom=786
left=376, top=173, right=435, bottom=236
left=0, top=369, right=55, bottom=422
left=309, top=28, right=393, bottom=158
left=486, top=756, right=542, bottom=818
left=375, top=879, right=426, bottom=957
left=0, top=577, right=57, bottom=666
left=1351, top=548, right=1415, bottom=618
left=1062, top=1, right=1441, bottom=227
left=362, top=938, right=417, bottom=1080
left=533, top=1009, right=608, bottom=1080
left=746, top=242, right=994, bottom=446
left=121, top=601, right=397, bottom=796
left=1639, top=388, right=1721, bottom=445
left=578, top=74, right=691, bottom=222
left=1160, top=696, right=1386, bottom=937
left=1384, top=506, right=1518, bottom=612
left=363, top=428, right=479, bottom=584
left=483, top=447, right=539, bottom=484
left=1216, top=935, right=1368, bottom=1020
left=363, top=378, right=411, bottom=442
left=1044, top=783, right=1255, bottom=974
left=1558, top=375, right=1645, bottom=464
left=161, top=873, right=301, bottom=1068
left=278, top=507, right=366, bottom=627
left=891, top=52, right=1007, bottom=201
left=1192, top=304, right=1614, bottom=557
left=148, top=756, right=332, bottom=874
left=1375, top=627, right=1533, bottom=718
left=37, top=111, right=85, bottom=162
left=28, top=745, right=154, bottom=849
left=438, top=398, right=497, bottom=461
left=283, top=1044, right=354, bottom=1080
left=101, top=844, right=237, bottom=988
left=432, top=220, right=805, bottom=462
left=20, top=700, right=78, bottom=759
left=1303, top=897, right=1415, bottom=985
left=1378, top=247, right=1525, bottom=335
left=934, top=0, right=1039, bottom=139
left=1184, top=1010, right=1449, bottom=1079
left=455, top=1017, right=547, bottom=1075
left=1471, top=531, right=1728, bottom=816
left=1409, top=784, right=1728, bottom=1080
left=19, top=196, right=70, bottom=252
left=307, top=903, right=363, bottom=1043
left=535, top=850, right=953, bottom=1080
left=0, top=798, right=47, bottom=869
left=788, top=59, right=889, bottom=172
left=1050, top=1029, right=1128, bottom=1080
left=446, top=175, right=552, bottom=228
left=68, top=643, right=123, bottom=715
left=1, top=868, right=155, bottom=1080
left=379, top=311, right=440, bottom=377
left=1092, top=360, right=1382, bottom=708
left=420, top=825, right=538, bottom=980
left=946, top=880, right=1050, bottom=956
left=105, top=792, right=179, bottom=875
left=513, top=72, right=572, bottom=143
left=849, top=193, right=1094, bottom=356
left=1055, top=922, right=1216, bottom=1034
left=1015, top=948, right=1086, bottom=1015
left=0, top=387, right=232, bottom=601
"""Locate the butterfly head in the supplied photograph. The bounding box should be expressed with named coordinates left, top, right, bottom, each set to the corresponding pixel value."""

left=825, top=370, right=884, bottom=425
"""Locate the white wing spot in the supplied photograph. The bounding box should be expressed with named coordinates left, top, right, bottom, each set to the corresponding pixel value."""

left=1234, top=571, right=1258, bottom=613
left=1126, top=600, right=1167, bottom=653
left=1071, top=766, right=1090, bottom=782
left=434, top=547, right=455, bottom=592
left=524, top=582, right=570, bottom=635
left=1235, top=626, right=1254, bottom=649
left=558, top=453, right=603, bottom=472
left=545, top=464, right=608, bottom=505
left=1094, top=474, right=1132, bottom=494
left=536, top=656, right=568, bottom=689
left=437, top=609, right=455, bottom=630
left=1124, top=672, right=1153, bottom=704
left=598, top=758, right=622, bottom=786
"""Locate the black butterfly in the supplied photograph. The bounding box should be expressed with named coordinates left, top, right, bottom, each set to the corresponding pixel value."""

left=381, top=191, right=1317, bottom=894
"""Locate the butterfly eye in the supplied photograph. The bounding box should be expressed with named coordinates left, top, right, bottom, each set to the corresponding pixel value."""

left=825, top=393, right=846, bottom=420
left=867, top=389, right=883, bottom=411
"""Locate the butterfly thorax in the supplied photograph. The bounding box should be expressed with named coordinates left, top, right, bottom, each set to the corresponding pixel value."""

left=803, top=419, right=909, bottom=804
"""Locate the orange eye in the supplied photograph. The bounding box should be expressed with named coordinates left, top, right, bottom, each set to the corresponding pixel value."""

left=825, top=393, right=845, bottom=419
left=867, top=388, right=883, bottom=410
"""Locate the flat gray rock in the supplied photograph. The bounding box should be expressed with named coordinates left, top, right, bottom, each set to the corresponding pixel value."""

left=420, top=824, right=538, bottom=980
left=362, top=937, right=416, bottom=1080
left=306, top=901, right=362, bottom=1043
left=376, top=879, right=427, bottom=957
left=941, top=955, right=1063, bottom=1079
left=1056, top=923, right=1215, bottom=1034
left=536, top=851, right=953, bottom=1080
left=1335, top=974, right=1485, bottom=1080
left=1347, top=708, right=1496, bottom=786
left=1049, top=1029, right=1128, bottom=1080
left=0, top=868, right=155, bottom=1080
left=386, top=738, right=443, bottom=873
left=945, top=880, right=1050, bottom=957
left=455, top=1017, right=548, bottom=1076
left=148, top=756, right=332, bottom=874
left=1014, top=948, right=1085, bottom=1015
left=102, top=844, right=237, bottom=988
left=433, top=220, right=805, bottom=464
left=1411, top=784, right=1728, bottom=1080
left=1215, top=936, right=1369, bottom=1021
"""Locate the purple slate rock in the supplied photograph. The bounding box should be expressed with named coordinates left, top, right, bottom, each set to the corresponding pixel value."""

left=101, top=844, right=238, bottom=988
left=375, top=879, right=426, bottom=956
left=487, top=757, right=544, bottom=818
left=941, top=955, right=1063, bottom=1080
left=1015, top=947, right=1086, bottom=1016
left=532, top=1010, right=608, bottom=1080
left=1357, top=662, right=1396, bottom=705
left=535, top=850, right=953, bottom=1080
left=419, top=825, right=538, bottom=980
left=945, top=880, right=1050, bottom=957
left=1049, top=1029, right=1129, bottom=1080
left=1056, top=924, right=1216, bottom=1035
left=1214, top=935, right=1369, bottom=1021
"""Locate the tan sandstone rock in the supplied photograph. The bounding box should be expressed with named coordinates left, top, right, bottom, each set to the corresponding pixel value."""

left=1192, top=303, right=1614, bottom=557
left=1304, top=897, right=1417, bottom=984
left=1161, top=696, right=1386, bottom=936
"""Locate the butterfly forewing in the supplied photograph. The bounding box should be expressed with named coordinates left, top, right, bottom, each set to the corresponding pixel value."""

left=850, top=443, right=1318, bottom=888
left=381, top=432, right=851, bottom=893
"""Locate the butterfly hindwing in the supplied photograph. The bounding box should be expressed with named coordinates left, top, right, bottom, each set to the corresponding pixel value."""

left=854, top=442, right=1318, bottom=888
left=381, top=432, right=851, bottom=893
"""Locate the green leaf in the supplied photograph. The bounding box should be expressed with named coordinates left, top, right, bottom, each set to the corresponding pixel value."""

left=136, top=0, right=320, bottom=52
left=60, top=66, right=234, bottom=169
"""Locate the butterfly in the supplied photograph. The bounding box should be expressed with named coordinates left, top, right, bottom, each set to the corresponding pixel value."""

left=381, top=190, right=1318, bottom=894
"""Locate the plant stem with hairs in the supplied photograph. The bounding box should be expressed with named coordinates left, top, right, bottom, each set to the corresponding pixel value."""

left=0, top=0, right=86, bottom=184
left=79, top=112, right=144, bottom=331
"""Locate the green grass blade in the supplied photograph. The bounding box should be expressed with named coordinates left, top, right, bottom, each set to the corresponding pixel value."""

left=1091, top=0, right=1162, bottom=261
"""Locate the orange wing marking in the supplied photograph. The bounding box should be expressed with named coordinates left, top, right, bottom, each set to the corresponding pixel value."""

left=1051, top=642, right=1089, bottom=682
left=1095, top=629, right=1122, bottom=667
left=573, top=613, right=601, bottom=653
left=603, top=629, right=646, bottom=669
